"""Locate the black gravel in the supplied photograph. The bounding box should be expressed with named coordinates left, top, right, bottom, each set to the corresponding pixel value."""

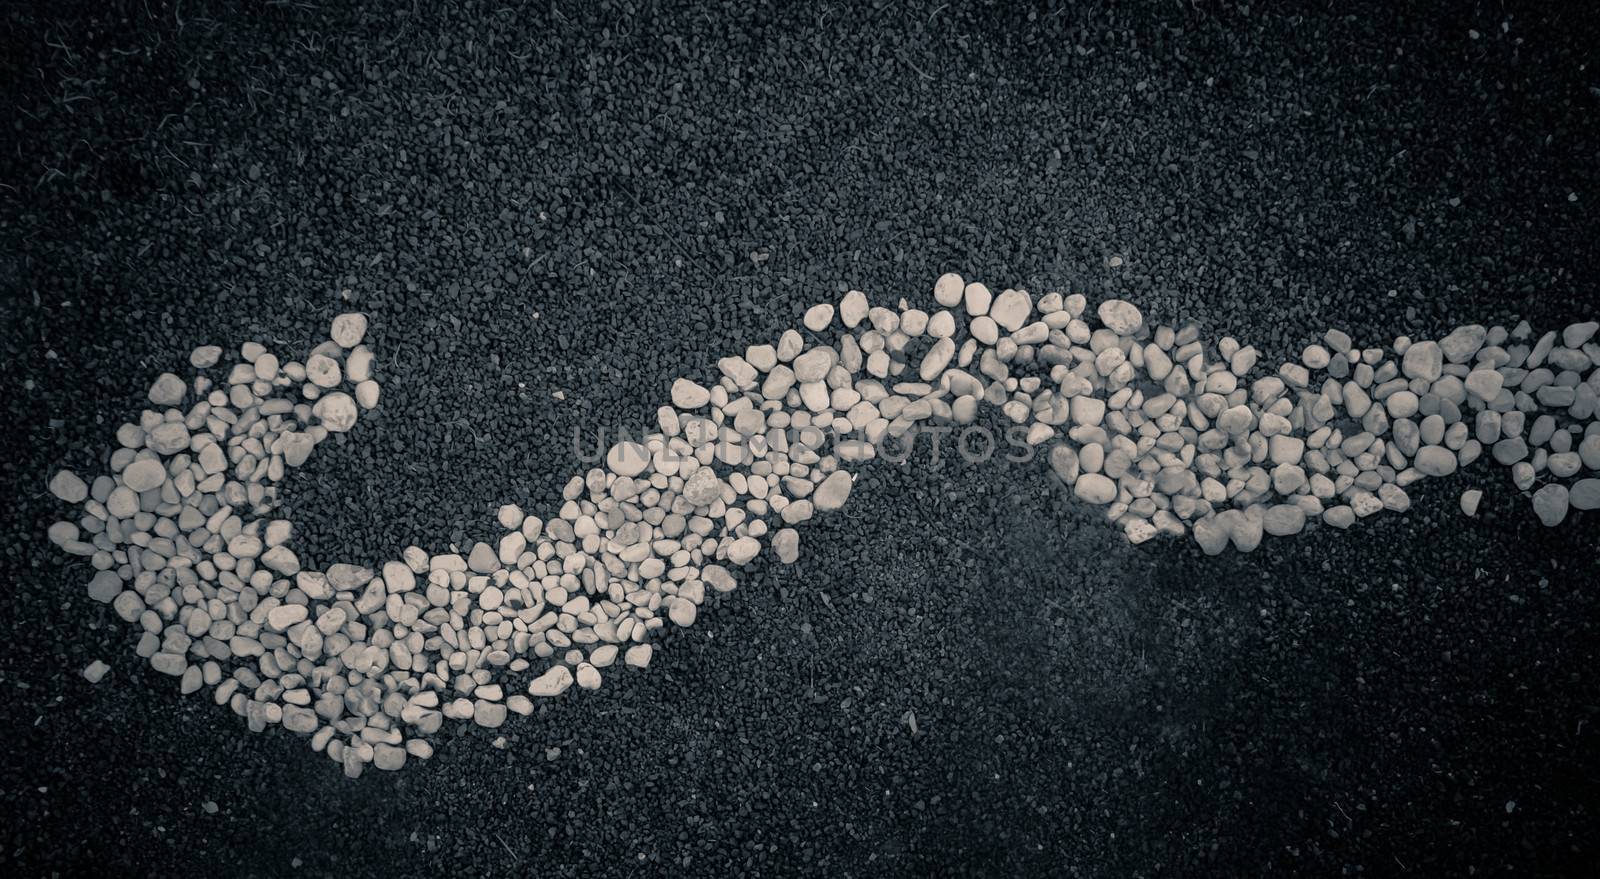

left=4, top=1, right=1599, bottom=875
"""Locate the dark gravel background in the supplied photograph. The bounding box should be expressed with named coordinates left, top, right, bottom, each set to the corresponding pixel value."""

left=4, top=0, right=1599, bottom=875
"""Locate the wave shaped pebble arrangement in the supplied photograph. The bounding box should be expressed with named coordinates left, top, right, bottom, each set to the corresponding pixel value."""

left=43, top=275, right=1600, bottom=777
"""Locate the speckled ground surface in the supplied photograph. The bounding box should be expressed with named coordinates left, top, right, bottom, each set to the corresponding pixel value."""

left=4, top=1, right=1598, bottom=875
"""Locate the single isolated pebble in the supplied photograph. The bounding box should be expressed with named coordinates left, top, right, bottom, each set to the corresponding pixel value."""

left=330, top=312, right=369, bottom=348
left=1531, top=484, right=1569, bottom=527
left=933, top=272, right=965, bottom=308
left=813, top=470, right=853, bottom=511
left=803, top=303, right=835, bottom=332
left=147, top=372, right=186, bottom=407
left=82, top=660, right=110, bottom=684
left=1460, top=489, right=1483, bottom=517
left=189, top=345, right=222, bottom=368
left=48, top=469, right=88, bottom=503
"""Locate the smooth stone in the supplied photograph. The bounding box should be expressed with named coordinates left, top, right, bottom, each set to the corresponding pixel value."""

left=330, top=312, right=369, bottom=348
left=773, top=527, right=800, bottom=563
left=671, top=378, right=711, bottom=409
left=1531, top=484, right=1569, bottom=526
left=840, top=290, right=870, bottom=328
left=803, top=303, right=835, bottom=331
left=1402, top=341, right=1443, bottom=382
left=1262, top=504, right=1306, bottom=537
left=625, top=644, right=653, bottom=668
left=1570, top=479, right=1600, bottom=510
left=606, top=441, right=650, bottom=477
left=468, top=542, right=499, bottom=573
left=473, top=700, right=508, bottom=728
left=146, top=422, right=191, bottom=455
left=792, top=347, right=837, bottom=382
left=1191, top=515, right=1229, bottom=555
left=726, top=536, right=761, bottom=566
left=988, top=289, right=1032, bottom=332
left=383, top=560, right=416, bottom=593
left=1096, top=299, right=1143, bottom=336
left=682, top=466, right=724, bottom=507
left=48, top=469, right=88, bottom=503
left=1074, top=473, right=1117, bottom=504
left=346, top=346, right=375, bottom=382
left=703, top=564, right=737, bottom=592
left=919, top=338, right=956, bottom=382
left=190, top=345, right=222, bottom=368
left=267, top=604, right=308, bottom=631
left=933, top=273, right=965, bottom=307
left=528, top=665, right=574, bottom=697
left=355, top=380, right=380, bottom=409
left=497, top=504, right=525, bottom=529
left=121, top=458, right=167, bottom=492
left=1460, top=489, right=1483, bottom=516
left=1414, top=445, right=1457, bottom=477
left=86, top=571, right=123, bottom=602
left=313, top=392, right=358, bottom=432
left=1323, top=505, right=1356, bottom=529
left=963, top=281, right=992, bottom=316
left=1563, top=321, right=1598, bottom=348
left=373, top=744, right=407, bottom=770
left=1464, top=368, right=1504, bottom=400
left=575, top=663, right=602, bottom=690
left=668, top=598, right=697, bottom=627
left=813, top=471, right=853, bottom=511
left=147, top=373, right=186, bottom=406
left=1439, top=324, right=1486, bottom=362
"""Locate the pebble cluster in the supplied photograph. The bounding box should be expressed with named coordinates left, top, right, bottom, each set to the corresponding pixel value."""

left=44, top=277, right=1598, bottom=776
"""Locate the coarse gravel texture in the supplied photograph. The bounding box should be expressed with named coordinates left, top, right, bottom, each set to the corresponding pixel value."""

left=4, top=0, right=1599, bottom=876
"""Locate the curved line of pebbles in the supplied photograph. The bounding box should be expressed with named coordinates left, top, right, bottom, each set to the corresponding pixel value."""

left=44, top=277, right=1600, bottom=776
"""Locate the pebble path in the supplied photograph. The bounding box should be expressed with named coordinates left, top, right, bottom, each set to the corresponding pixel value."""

left=44, top=275, right=1600, bottom=776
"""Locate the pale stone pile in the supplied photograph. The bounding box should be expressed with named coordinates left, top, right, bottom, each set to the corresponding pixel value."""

left=43, top=280, right=1599, bottom=776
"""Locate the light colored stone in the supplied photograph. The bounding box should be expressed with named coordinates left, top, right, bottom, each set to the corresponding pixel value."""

left=313, top=392, right=358, bottom=432
left=48, top=469, right=88, bottom=503
left=147, top=373, right=186, bottom=406
left=1531, top=484, right=1569, bottom=527
left=671, top=378, right=711, bottom=409
left=773, top=527, right=800, bottom=563
left=1074, top=473, right=1117, bottom=504
left=354, top=380, right=380, bottom=409
left=1097, top=299, right=1143, bottom=336
left=840, top=290, right=870, bottom=328
left=607, top=441, right=650, bottom=477
left=989, top=289, right=1032, bottom=332
left=703, top=564, right=737, bottom=592
left=121, top=458, right=167, bottom=492
left=803, top=303, right=835, bottom=332
left=682, top=466, right=724, bottom=507
left=727, top=536, right=761, bottom=566
left=933, top=273, right=964, bottom=307
left=625, top=644, right=653, bottom=669
left=1402, top=341, right=1442, bottom=382
left=330, top=312, right=369, bottom=348
left=814, top=470, right=853, bottom=511
left=963, top=282, right=992, bottom=317
left=528, top=665, right=574, bottom=697
left=1570, top=479, right=1600, bottom=510
left=1414, top=445, right=1457, bottom=477
left=1460, top=489, right=1482, bottom=516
